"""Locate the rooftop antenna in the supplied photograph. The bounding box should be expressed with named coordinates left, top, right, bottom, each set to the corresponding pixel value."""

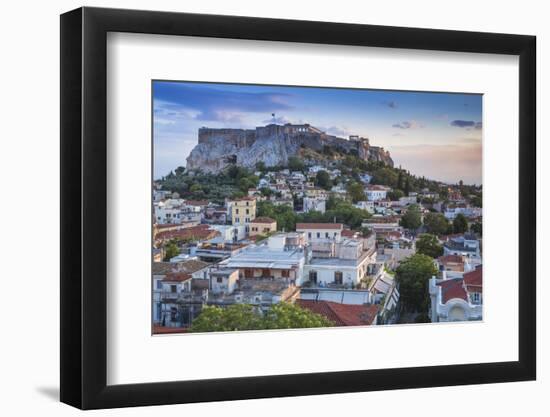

left=271, top=113, right=276, bottom=123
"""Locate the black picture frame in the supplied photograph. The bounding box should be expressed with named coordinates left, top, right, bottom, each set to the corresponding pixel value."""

left=60, top=6, right=536, bottom=410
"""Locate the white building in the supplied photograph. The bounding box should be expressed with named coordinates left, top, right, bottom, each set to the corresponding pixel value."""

left=209, top=267, right=239, bottom=295
left=443, top=234, right=480, bottom=257
left=365, top=185, right=389, bottom=201
left=444, top=206, right=482, bottom=220
left=355, top=200, right=375, bottom=213
left=303, top=196, right=327, bottom=213
left=303, top=238, right=377, bottom=287
left=218, top=232, right=307, bottom=285
left=429, top=267, right=483, bottom=322
left=296, top=223, right=343, bottom=243
left=210, top=224, right=247, bottom=242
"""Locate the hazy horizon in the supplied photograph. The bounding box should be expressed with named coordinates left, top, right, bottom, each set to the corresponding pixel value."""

left=153, top=81, right=482, bottom=185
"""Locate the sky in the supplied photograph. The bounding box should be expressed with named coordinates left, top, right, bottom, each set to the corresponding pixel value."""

left=153, top=81, right=482, bottom=185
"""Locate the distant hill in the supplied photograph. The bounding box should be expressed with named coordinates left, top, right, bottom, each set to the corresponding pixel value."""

left=186, top=123, right=393, bottom=173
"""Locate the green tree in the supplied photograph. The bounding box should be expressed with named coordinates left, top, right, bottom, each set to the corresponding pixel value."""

left=416, top=234, right=444, bottom=258
left=315, top=170, right=332, bottom=190
left=470, top=221, right=482, bottom=236
left=397, top=171, right=404, bottom=190
left=453, top=213, right=468, bottom=234
left=387, top=189, right=405, bottom=201
left=423, top=212, right=450, bottom=235
left=371, top=167, right=398, bottom=187
left=263, top=303, right=334, bottom=329
left=189, top=304, right=264, bottom=332
left=190, top=303, right=334, bottom=332
left=255, top=161, right=267, bottom=172
left=189, top=183, right=202, bottom=193
left=287, top=156, right=305, bottom=172
left=395, top=254, right=438, bottom=313
left=163, top=241, right=180, bottom=261
left=404, top=177, right=411, bottom=196
left=400, top=204, right=422, bottom=230
left=346, top=182, right=366, bottom=203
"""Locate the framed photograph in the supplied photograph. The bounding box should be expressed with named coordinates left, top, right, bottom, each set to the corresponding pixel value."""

left=60, top=6, right=536, bottom=410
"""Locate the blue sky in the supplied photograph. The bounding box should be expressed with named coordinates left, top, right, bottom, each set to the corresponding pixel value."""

left=153, top=81, right=482, bottom=184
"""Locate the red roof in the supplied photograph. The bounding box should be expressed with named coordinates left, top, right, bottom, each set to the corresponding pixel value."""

left=296, top=223, right=343, bottom=230
left=438, top=255, right=464, bottom=264
left=252, top=217, right=276, bottom=224
left=297, top=300, right=378, bottom=326
left=156, top=225, right=219, bottom=241
left=185, top=200, right=209, bottom=206
left=162, top=272, right=193, bottom=282
left=438, top=278, right=467, bottom=303
left=464, top=267, right=482, bottom=293
left=232, top=196, right=256, bottom=201
left=152, top=325, right=188, bottom=334
left=341, top=229, right=359, bottom=238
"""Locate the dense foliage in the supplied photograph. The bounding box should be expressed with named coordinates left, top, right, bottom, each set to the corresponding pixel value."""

left=399, top=204, right=422, bottom=231
left=157, top=165, right=259, bottom=204
left=415, top=234, right=444, bottom=258
left=452, top=213, right=469, bottom=234
left=256, top=197, right=372, bottom=231
left=189, top=303, right=334, bottom=332
left=395, top=253, right=438, bottom=313
left=423, top=212, right=451, bottom=235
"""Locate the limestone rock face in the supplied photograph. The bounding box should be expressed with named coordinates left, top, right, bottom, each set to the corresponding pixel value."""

left=186, top=124, right=393, bottom=173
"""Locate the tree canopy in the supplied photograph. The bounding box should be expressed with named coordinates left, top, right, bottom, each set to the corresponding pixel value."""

left=163, top=241, right=180, bottom=261
left=346, top=181, right=366, bottom=203
left=400, top=204, right=422, bottom=230
left=315, top=170, right=332, bottom=190
left=189, top=303, right=334, bottom=332
left=453, top=213, right=469, bottom=234
left=395, top=253, right=438, bottom=313
left=415, top=233, right=444, bottom=258
left=423, top=212, right=450, bottom=235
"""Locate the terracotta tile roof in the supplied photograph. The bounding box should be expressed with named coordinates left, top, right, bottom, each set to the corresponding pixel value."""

left=438, top=255, right=464, bottom=264
left=464, top=267, right=482, bottom=293
left=296, top=223, right=343, bottom=230
left=438, top=278, right=467, bottom=303
left=176, top=259, right=210, bottom=274
left=297, top=300, right=378, bottom=326
left=152, top=262, right=177, bottom=275
left=152, top=325, right=188, bottom=334
left=156, top=225, right=219, bottom=241
left=185, top=200, right=209, bottom=206
left=341, top=229, right=359, bottom=238
left=232, top=196, right=256, bottom=201
left=252, top=217, right=276, bottom=224
left=162, top=272, right=193, bottom=282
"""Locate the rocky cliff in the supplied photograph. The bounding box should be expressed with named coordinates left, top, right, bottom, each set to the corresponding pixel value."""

left=186, top=123, right=393, bottom=173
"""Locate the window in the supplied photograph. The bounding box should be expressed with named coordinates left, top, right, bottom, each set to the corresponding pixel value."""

left=156, top=280, right=162, bottom=290
left=246, top=209, right=250, bottom=215
left=334, top=271, right=343, bottom=285
left=170, top=285, right=177, bottom=293
left=308, top=232, right=312, bottom=238
left=325, top=232, right=329, bottom=238
left=309, top=270, right=317, bottom=283
left=235, top=208, right=239, bottom=214
left=281, top=270, right=289, bottom=278
left=216, top=277, right=223, bottom=283
left=471, top=292, right=482, bottom=304
left=317, top=232, right=321, bottom=238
